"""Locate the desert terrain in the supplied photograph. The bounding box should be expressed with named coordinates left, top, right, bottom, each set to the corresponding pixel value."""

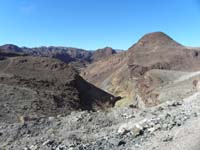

left=0, top=32, right=200, bottom=150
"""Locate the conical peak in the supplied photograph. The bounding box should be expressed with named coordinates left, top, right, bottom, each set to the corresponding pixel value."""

left=136, top=31, right=182, bottom=48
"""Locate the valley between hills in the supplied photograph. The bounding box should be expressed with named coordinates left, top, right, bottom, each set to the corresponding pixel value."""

left=1, top=32, right=200, bottom=150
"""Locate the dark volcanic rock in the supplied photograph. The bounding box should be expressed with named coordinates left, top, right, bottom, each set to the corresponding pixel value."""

left=0, top=45, right=118, bottom=69
left=0, top=56, right=117, bottom=123
left=92, top=47, right=117, bottom=62
left=22, top=46, right=93, bottom=64
left=0, top=44, right=23, bottom=53
left=0, top=52, right=26, bottom=60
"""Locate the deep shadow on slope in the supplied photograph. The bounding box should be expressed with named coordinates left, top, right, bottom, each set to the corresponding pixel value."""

left=0, top=56, right=118, bottom=123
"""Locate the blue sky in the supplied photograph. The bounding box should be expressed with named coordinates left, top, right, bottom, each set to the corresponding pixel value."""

left=0, top=0, right=200, bottom=50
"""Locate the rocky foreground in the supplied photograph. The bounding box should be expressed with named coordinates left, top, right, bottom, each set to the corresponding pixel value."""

left=1, top=91, right=200, bottom=150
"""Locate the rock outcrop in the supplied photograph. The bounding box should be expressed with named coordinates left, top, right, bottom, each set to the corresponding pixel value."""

left=91, top=47, right=117, bottom=62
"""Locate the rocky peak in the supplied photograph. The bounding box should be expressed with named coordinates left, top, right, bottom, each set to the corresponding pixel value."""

left=91, top=47, right=117, bottom=61
left=0, top=44, right=22, bottom=53
left=129, top=32, right=182, bottom=51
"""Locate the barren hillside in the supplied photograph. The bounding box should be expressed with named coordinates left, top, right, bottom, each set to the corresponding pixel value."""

left=82, top=32, right=200, bottom=107
left=0, top=56, right=117, bottom=123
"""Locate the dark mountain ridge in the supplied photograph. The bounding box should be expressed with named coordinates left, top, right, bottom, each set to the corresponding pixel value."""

left=0, top=44, right=119, bottom=66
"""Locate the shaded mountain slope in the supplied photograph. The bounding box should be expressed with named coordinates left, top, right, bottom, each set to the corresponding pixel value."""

left=0, top=46, right=27, bottom=60
left=81, top=52, right=133, bottom=106
left=0, top=56, right=117, bottom=123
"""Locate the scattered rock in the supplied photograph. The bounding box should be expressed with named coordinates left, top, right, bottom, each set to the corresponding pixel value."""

left=131, top=123, right=144, bottom=137
left=29, top=145, right=38, bottom=150
left=48, top=116, right=56, bottom=121
left=163, top=135, right=173, bottom=142
left=56, top=145, right=67, bottom=150
left=167, top=101, right=182, bottom=107
left=118, top=140, right=126, bottom=146
left=42, top=139, right=55, bottom=147
left=192, top=112, right=198, bottom=117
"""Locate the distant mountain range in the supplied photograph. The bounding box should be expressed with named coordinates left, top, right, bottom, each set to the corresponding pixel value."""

left=0, top=44, right=120, bottom=66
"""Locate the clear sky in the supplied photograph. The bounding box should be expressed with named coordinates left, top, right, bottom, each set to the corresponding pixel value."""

left=0, top=0, right=200, bottom=50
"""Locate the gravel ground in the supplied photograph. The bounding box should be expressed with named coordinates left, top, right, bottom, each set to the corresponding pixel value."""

left=1, top=92, right=200, bottom=150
